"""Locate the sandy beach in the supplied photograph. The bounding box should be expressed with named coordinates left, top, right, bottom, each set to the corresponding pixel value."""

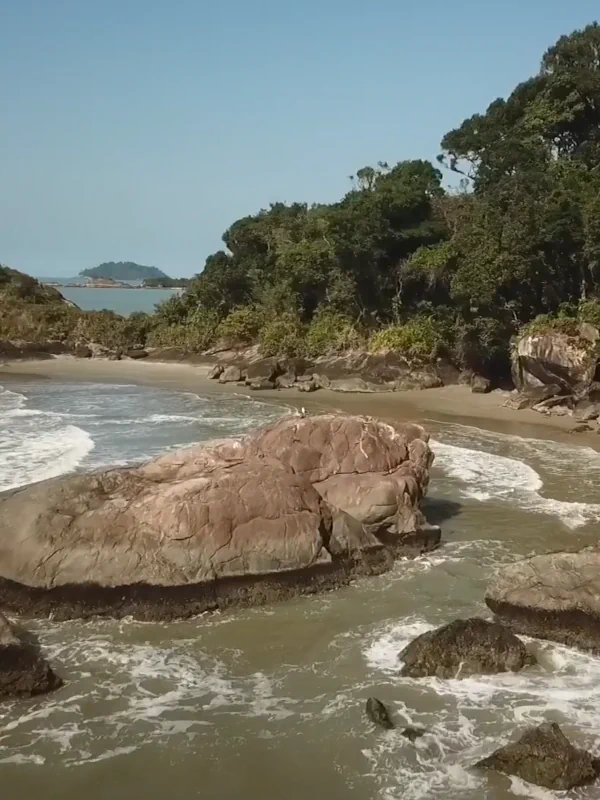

left=1, top=356, right=598, bottom=449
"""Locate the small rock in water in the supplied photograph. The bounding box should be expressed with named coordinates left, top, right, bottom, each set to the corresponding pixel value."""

left=401, top=726, right=426, bottom=742
left=365, top=697, right=394, bottom=730
left=570, top=423, right=593, bottom=433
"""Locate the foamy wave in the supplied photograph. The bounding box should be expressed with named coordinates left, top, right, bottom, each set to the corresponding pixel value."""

left=0, top=424, right=94, bottom=491
left=431, top=439, right=600, bottom=529
left=0, top=387, right=26, bottom=411
left=363, top=617, right=600, bottom=799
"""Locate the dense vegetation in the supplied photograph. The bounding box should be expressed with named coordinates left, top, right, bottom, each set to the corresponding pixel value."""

left=81, top=262, right=170, bottom=281
left=3, top=24, right=600, bottom=374
left=146, top=23, right=600, bottom=375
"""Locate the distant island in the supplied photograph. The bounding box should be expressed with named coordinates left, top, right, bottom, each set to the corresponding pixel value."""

left=81, top=262, right=170, bottom=281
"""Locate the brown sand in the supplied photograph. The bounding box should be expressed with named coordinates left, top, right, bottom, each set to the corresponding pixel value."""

left=1, top=356, right=598, bottom=449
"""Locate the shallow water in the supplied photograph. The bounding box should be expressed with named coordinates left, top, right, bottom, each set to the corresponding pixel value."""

left=1, top=381, right=600, bottom=799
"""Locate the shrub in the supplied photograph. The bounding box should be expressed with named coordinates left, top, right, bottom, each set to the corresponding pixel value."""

left=579, top=299, right=600, bottom=328
left=305, top=310, right=364, bottom=357
left=368, top=316, right=442, bottom=360
left=215, top=305, right=263, bottom=346
left=146, top=309, right=218, bottom=351
left=259, top=313, right=307, bottom=357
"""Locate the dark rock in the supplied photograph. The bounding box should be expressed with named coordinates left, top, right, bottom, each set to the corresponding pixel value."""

left=0, top=611, right=63, bottom=699
left=401, top=727, right=426, bottom=742
left=475, top=722, right=600, bottom=790
left=219, top=365, right=244, bottom=383
left=245, top=358, right=283, bottom=384
left=486, top=546, right=600, bottom=652
left=570, top=423, right=593, bottom=433
left=399, top=618, right=535, bottom=678
left=208, top=364, right=224, bottom=380
left=365, top=697, right=394, bottom=729
left=471, top=375, right=491, bottom=394
left=126, top=349, right=148, bottom=359
left=248, top=378, right=276, bottom=391
left=74, top=345, right=92, bottom=359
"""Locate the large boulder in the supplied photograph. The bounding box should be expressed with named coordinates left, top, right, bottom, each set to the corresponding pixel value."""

left=398, top=618, right=535, bottom=678
left=486, top=547, right=600, bottom=652
left=475, top=723, right=600, bottom=790
left=219, top=365, right=245, bottom=383
left=0, top=415, right=436, bottom=620
left=0, top=611, right=62, bottom=699
left=244, top=357, right=283, bottom=385
left=512, top=326, right=599, bottom=397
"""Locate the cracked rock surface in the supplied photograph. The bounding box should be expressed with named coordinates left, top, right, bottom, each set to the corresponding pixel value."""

left=0, top=414, right=438, bottom=620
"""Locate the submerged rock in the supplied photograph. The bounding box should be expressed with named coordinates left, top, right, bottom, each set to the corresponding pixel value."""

left=401, top=726, right=426, bottom=742
left=0, top=414, right=437, bottom=620
left=486, top=547, right=600, bottom=652
left=0, top=611, right=62, bottom=699
left=398, top=618, right=535, bottom=678
left=475, top=722, right=600, bottom=790
left=365, top=697, right=394, bottom=729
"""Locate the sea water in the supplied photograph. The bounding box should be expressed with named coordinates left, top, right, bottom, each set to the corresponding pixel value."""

left=1, top=380, right=600, bottom=800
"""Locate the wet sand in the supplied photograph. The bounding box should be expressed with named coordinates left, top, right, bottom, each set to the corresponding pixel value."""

left=1, top=356, right=598, bottom=449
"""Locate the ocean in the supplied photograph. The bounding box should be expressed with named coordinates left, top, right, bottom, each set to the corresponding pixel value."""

left=1, top=379, right=600, bottom=799
left=56, top=286, right=180, bottom=315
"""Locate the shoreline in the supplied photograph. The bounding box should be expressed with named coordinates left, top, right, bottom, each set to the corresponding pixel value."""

left=1, top=356, right=599, bottom=450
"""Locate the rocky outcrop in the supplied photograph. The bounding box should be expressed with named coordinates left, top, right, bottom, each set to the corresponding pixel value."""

left=471, top=375, right=491, bottom=394
left=475, top=723, right=600, bottom=790
left=0, top=414, right=438, bottom=620
left=0, top=611, right=62, bottom=699
left=486, top=547, right=600, bottom=652
left=219, top=365, right=245, bottom=383
left=398, top=618, right=535, bottom=678
left=512, top=326, right=598, bottom=397
left=205, top=350, right=459, bottom=394
left=365, top=697, right=394, bottom=729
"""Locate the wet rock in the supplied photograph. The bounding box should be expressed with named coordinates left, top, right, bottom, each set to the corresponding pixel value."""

left=401, top=727, right=426, bottom=742
left=399, top=618, right=535, bottom=678
left=475, top=722, right=600, bottom=790
left=365, top=697, right=394, bottom=729
left=486, top=546, right=600, bottom=652
left=207, top=364, right=224, bottom=380
left=471, top=375, right=491, bottom=394
left=219, top=365, right=245, bottom=383
left=0, top=611, right=62, bottom=699
left=570, top=423, right=593, bottom=433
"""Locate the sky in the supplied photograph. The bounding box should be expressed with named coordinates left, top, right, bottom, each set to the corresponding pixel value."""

left=1, top=0, right=599, bottom=278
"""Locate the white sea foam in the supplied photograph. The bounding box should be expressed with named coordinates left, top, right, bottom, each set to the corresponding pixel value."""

left=363, top=616, right=600, bottom=799
left=431, top=437, right=600, bottom=528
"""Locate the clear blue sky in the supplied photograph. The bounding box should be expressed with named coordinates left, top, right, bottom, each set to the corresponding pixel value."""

left=1, top=0, right=598, bottom=278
